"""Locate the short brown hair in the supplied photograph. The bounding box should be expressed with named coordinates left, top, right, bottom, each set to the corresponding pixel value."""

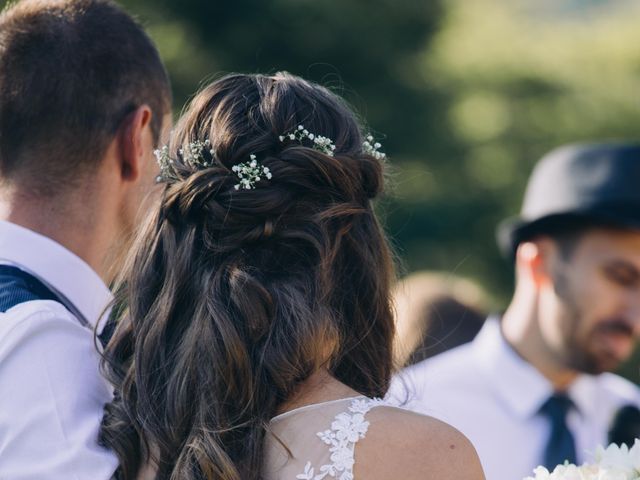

left=0, top=0, right=171, bottom=196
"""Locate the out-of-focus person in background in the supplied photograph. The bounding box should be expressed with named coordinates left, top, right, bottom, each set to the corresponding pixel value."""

left=0, top=0, right=171, bottom=478
left=391, top=143, right=640, bottom=480
left=393, top=271, right=489, bottom=367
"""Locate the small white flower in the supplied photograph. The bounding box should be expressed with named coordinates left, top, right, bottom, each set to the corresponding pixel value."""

left=180, top=139, right=213, bottom=168
left=154, top=145, right=177, bottom=181
left=231, top=154, right=272, bottom=190
left=527, top=439, right=640, bottom=480
left=296, top=462, right=314, bottom=480
left=362, top=134, right=385, bottom=160
left=280, top=124, right=336, bottom=156
left=318, top=429, right=335, bottom=445
left=330, top=446, right=355, bottom=473
left=153, top=137, right=218, bottom=182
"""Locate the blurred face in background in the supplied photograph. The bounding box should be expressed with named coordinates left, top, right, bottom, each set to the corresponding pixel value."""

left=539, top=227, right=640, bottom=374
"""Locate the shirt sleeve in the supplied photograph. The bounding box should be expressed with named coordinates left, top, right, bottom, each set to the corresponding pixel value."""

left=0, top=302, right=118, bottom=480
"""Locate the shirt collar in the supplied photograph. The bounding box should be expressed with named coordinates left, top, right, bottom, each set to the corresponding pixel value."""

left=566, top=373, right=599, bottom=419
left=473, top=316, right=600, bottom=419
left=0, top=220, right=113, bottom=330
left=473, top=316, right=553, bottom=419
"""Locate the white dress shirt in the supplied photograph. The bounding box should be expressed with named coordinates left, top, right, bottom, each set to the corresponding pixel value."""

left=389, top=317, right=640, bottom=480
left=0, top=220, right=118, bottom=479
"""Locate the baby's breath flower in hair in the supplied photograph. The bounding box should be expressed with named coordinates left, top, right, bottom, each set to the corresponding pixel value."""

left=180, top=138, right=214, bottom=168
left=232, top=154, right=272, bottom=190
left=279, top=124, right=336, bottom=156
left=362, top=135, right=386, bottom=160
left=154, top=145, right=176, bottom=182
left=154, top=138, right=216, bottom=182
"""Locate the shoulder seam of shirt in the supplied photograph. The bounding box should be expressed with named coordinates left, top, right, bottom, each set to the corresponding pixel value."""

left=0, top=301, right=82, bottom=345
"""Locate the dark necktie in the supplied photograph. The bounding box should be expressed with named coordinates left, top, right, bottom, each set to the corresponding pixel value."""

left=539, top=393, right=577, bottom=470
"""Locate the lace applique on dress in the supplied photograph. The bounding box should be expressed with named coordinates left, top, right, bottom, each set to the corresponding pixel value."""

left=295, top=397, right=386, bottom=480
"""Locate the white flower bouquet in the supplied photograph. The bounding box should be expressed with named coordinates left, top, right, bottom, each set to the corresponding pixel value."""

left=524, top=440, right=640, bottom=480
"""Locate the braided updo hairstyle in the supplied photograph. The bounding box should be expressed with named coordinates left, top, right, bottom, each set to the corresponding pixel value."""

left=100, top=72, right=396, bottom=480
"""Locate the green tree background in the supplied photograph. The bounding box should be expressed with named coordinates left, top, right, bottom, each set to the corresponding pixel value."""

left=7, top=0, right=640, bottom=379
left=116, top=0, right=640, bottom=299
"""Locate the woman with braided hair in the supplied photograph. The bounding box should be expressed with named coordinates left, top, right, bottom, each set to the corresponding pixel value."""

left=99, top=72, right=484, bottom=480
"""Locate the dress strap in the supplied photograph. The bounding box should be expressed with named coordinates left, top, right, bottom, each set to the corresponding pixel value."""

left=296, top=397, right=387, bottom=480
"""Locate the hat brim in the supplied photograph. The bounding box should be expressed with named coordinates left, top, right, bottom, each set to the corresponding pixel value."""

left=497, top=207, right=640, bottom=259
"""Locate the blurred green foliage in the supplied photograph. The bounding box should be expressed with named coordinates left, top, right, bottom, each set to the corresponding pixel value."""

left=4, top=0, right=640, bottom=379
left=130, top=0, right=638, bottom=381
left=108, top=0, right=640, bottom=306
left=119, top=0, right=444, bottom=154
left=420, top=0, right=640, bottom=307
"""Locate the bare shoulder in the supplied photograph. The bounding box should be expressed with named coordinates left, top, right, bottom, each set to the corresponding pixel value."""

left=354, top=406, right=485, bottom=480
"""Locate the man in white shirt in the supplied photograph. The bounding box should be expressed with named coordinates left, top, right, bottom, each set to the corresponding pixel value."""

left=0, top=1, right=171, bottom=478
left=393, top=144, right=640, bottom=480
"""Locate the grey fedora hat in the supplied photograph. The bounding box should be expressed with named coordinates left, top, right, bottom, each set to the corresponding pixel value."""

left=497, top=142, right=640, bottom=258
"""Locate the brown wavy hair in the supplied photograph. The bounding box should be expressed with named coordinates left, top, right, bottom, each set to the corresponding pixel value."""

left=100, top=72, right=396, bottom=480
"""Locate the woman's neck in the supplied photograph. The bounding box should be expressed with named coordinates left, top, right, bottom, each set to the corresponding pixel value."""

left=276, top=369, right=361, bottom=416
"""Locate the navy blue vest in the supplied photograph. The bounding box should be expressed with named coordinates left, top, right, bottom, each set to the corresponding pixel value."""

left=0, top=265, right=113, bottom=345
left=0, top=265, right=62, bottom=312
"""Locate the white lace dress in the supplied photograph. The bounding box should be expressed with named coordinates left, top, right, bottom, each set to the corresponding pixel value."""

left=263, top=396, right=387, bottom=480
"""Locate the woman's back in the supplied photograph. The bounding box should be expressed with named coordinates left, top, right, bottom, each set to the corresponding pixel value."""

left=265, top=396, right=383, bottom=479
left=264, top=395, right=484, bottom=480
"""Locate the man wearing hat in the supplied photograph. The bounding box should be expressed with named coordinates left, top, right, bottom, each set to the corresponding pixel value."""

left=393, top=143, right=640, bottom=480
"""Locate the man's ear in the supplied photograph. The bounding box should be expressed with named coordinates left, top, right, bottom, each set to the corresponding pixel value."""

left=116, top=105, right=153, bottom=182
left=516, top=238, right=556, bottom=288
